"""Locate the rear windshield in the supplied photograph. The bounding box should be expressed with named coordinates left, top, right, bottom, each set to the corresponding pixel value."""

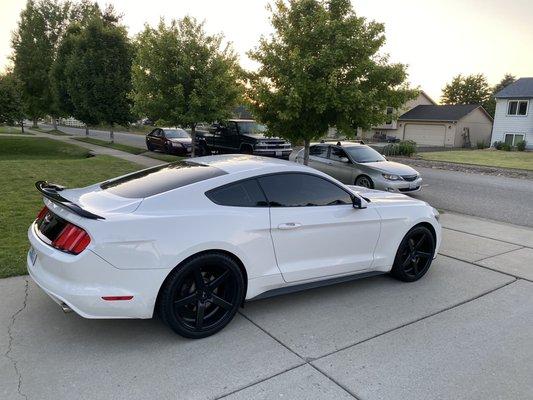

left=100, top=161, right=226, bottom=198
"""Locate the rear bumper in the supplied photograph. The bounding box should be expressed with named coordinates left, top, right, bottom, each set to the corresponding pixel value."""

left=27, top=223, right=168, bottom=319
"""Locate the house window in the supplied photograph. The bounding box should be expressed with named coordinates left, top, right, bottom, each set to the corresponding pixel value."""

left=504, top=133, right=525, bottom=146
left=386, top=107, right=394, bottom=124
left=507, top=100, right=528, bottom=116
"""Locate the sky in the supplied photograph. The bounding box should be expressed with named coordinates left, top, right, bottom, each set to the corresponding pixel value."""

left=1, top=0, right=532, bottom=102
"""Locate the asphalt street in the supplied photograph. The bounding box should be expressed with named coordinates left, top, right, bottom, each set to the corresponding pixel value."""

left=412, top=166, right=533, bottom=228
left=48, top=125, right=533, bottom=227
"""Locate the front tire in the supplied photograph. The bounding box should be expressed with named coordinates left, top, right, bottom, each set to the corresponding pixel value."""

left=355, top=175, right=374, bottom=189
left=390, top=226, right=436, bottom=282
left=158, top=253, right=245, bottom=338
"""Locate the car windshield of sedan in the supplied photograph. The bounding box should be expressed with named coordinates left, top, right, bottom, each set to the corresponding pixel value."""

left=344, top=146, right=386, bottom=163
left=237, top=122, right=268, bottom=135
left=164, top=129, right=190, bottom=138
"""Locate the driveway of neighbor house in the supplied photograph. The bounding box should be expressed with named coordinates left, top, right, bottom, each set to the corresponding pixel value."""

left=1, top=212, right=532, bottom=400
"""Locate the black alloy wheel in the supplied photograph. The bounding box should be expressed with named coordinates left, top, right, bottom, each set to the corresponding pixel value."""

left=390, top=225, right=435, bottom=282
left=158, top=253, right=244, bottom=338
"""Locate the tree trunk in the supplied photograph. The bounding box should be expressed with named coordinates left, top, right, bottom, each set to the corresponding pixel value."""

left=303, top=138, right=310, bottom=166
left=20, top=120, right=24, bottom=134
left=190, top=124, right=196, bottom=158
left=52, top=118, right=57, bottom=130
left=110, top=127, right=114, bottom=143
left=85, top=126, right=89, bottom=136
left=32, top=118, right=38, bottom=128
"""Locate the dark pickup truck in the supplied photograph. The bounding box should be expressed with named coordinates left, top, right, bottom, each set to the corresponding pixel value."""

left=195, top=119, right=292, bottom=159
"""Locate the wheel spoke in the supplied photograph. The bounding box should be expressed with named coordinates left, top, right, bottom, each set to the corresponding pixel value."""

left=193, top=269, right=206, bottom=290
left=414, top=235, right=426, bottom=250
left=174, top=293, right=196, bottom=308
left=413, top=260, right=419, bottom=275
left=208, top=270, right=229, bottom=290
left=211, top=294, right=232, bottom=310
left=415, top=251, right=432, bottom=259
left=402, top=255, right=412, bottom=268
left=408, top=238, right=415, bottom=251
left=195, top=301, right=205, bottom=329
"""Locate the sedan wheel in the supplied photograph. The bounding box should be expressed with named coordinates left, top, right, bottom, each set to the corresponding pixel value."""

left=158, top=253, right=244, bottom=338
left=355, top=175, right=374, bottom=189
left=390, top=226, right=435, bottom=282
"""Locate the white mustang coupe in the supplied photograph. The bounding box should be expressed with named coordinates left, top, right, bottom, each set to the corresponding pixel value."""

left=28, top=155, right=441, bottom=338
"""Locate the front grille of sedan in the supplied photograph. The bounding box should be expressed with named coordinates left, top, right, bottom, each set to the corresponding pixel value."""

left=402, top=175, right=418, bottom=182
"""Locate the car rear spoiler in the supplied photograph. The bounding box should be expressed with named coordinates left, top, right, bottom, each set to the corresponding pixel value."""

left=35, top=181, right=105, bottom=220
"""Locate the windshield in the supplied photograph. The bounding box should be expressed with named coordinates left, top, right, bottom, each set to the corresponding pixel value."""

left=237, top=121, right=267, bottom=135
left=164, top=129, right=190, bottom=139
left=344, top=146, right=386, bottom=163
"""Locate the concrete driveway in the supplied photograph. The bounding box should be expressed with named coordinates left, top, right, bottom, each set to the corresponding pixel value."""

left=1, top=212, right=532, bottom=400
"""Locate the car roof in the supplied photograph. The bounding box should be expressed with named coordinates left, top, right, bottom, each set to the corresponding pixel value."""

left=194, top=154, right=309, bottom=174
left=160, top=127, right=187, bottom=131
left=313, top=141, right=367, bottom=147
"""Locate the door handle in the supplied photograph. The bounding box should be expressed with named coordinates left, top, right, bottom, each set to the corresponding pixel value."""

left=278, top=222, right=302, bottom=230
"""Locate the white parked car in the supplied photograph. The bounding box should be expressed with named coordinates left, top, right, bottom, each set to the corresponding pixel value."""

left=28, top=155, right=441, bottom=338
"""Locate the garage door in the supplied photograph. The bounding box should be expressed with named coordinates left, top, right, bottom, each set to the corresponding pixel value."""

left=404, top=124, right=446, bottom=146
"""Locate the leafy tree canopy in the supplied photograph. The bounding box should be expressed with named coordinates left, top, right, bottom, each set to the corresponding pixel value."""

left=441, top=74, right=491, bottom=108
left=247, top=0, right=416, bottom=163
left=0, top=73, right=24, bottom=125
left=132, top=17, right=243, bottom=155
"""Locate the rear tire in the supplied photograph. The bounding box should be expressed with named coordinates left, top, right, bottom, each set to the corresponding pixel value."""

left=158, top=253, right=244, bottom=338
left=390, top=225, right=436, bottom=282
left=146, top=142, right=154, bottom=151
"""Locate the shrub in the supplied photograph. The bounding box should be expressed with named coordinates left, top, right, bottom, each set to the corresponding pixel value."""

left=516, top=140, right=527, bottom=151
left=501, top=143, right=512, bottom=151
left=382, top=140, right=417, bottom=157
left=476, top=140, right=487, bottom=149
left=493, top=141, right=504, bottom=150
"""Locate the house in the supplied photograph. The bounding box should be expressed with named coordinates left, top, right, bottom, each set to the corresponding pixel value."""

left=396, top=104, right=493, bottom=147
left=490, top=77, right=533, bottom=149
left=366, top=90, right=436, bottom=139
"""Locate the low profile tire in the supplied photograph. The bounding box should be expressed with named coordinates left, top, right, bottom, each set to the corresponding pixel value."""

left=158, top=253, right=245, bottom=339
left=390, top=225, right=436, bottom=282
left=241, top=145, right=254, bottom=155
left=146, top=142, right=154, bottom=151
left=355, top=175, right=374, bottom=189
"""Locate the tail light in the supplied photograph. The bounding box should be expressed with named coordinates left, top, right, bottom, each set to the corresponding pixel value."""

left=36, top=206, right=48, bottom=221
left=51, top=223, right=91, bottom=255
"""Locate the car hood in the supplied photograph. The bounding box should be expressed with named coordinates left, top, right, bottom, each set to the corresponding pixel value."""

left=168, top=138, right=192, bottom=144
left=347, top=185, right=427, bottom=206
left=360, top=160, right=418, bottom=176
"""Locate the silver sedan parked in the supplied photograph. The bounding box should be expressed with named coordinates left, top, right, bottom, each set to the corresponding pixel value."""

left=295, top=142, right=422, bottom=193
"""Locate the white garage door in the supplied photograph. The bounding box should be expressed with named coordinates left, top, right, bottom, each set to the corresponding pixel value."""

left=404, top=124, right=446, bottom=146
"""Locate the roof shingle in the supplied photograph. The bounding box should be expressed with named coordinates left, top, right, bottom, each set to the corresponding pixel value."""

left=494, top=77, right=533, bottom=98
left=399, top=104, right=481, bottom=121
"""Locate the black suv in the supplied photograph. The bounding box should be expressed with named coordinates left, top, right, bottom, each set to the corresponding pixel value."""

left=195, top=119, right=292, bottom=159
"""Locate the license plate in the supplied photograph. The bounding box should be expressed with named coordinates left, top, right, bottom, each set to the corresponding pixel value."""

left=29, top=246, right=37, bottom=265
left=276, top=150, right=282, bottom=156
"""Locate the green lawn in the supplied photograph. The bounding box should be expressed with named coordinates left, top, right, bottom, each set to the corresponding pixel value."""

left=0, top=126, right=32, bottom=135
left=141, top=151, right=184, bottom=163
left=0, top=137, right=140, bottom=279
left=420, top=149, right=533, bottom=171
left=73, top=137, right=145, bottom=154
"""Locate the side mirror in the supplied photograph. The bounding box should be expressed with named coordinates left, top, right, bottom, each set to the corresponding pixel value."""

left=352, top=196, right=367, bottom=209
left=340, top=157, right=350, bottom=163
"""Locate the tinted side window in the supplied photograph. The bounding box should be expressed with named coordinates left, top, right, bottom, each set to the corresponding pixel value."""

left=330, top=147, right=348, bottom=162
left=309, top=145, right=328, bottom=158
left=258, top=173, right=353, bottom=207
left=206, top=179, right=268, bottom=207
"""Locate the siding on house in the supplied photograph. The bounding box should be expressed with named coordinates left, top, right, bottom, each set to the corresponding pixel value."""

left=456, top=108, right=494, bottom=147
left=491, top=98, right=533, bottom=149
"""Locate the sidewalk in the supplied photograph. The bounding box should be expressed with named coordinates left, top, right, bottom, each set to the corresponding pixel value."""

left=28, top=129, right=163, bottom=168
left=1, top=213, right=532, bottom=400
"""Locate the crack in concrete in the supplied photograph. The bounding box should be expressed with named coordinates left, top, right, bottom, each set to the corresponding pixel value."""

left=4, top=277, right=29, bottom=400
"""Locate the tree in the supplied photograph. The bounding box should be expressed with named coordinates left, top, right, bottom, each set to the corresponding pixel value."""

left=0, top=73, right=25, bottom=131
left=11, top=0, right=70, bottom=128
left=132, top=17, right=243, bottom=156
left=247, top=0, right=416, bottom=165
left=484, top=73, right=516, bottom=117
left=441, top=74, right=492, bottom=110
left=50, top=1, right=100, bottom=133
left=62, top=7, right=132, bottom=142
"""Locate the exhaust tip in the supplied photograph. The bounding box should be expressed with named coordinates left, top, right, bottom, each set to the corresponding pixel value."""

left=60, top=302, right=73, bottom=313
